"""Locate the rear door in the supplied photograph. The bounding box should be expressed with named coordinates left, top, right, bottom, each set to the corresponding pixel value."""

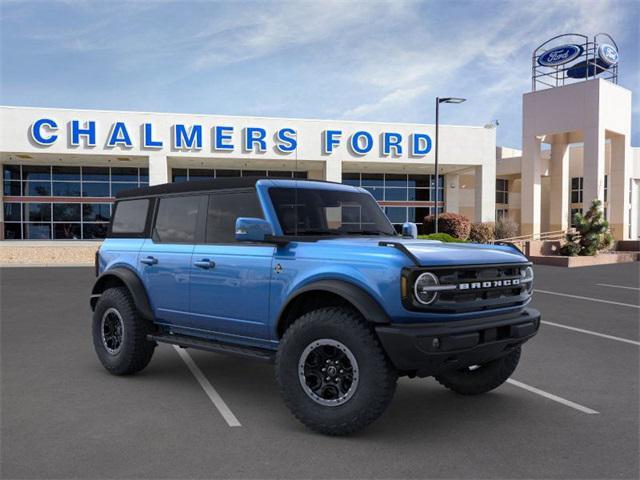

left=139, top=194, right=206, bottom=327
left=189, top=189, right=274, bottom=341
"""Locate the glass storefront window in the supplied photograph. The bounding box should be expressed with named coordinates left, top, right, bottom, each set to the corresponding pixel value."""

left=53, top=204, right=81, bottom=222
left=242, top=170, right=267, bottom=177
left=82, top=183, right=110, bottom=197
left=4, top=202, right=21, bottom=221
left=23, top=165, right=51, bottom=181
left=52, top=166, right=80, bottom=181
left=2, top=164, right=148, bottom=240
left=26, top=203, right=51, bottom=222
left=82, top=167, right=110, bottom=182
left=24, top=223, right=51, bottom=239
left=189, top=169, right=216, bottom=179
left=4, top=223, right=22, bottom=239
left=3, top=165, right=21, bottom=181
left=52, top=182, right=81, bottom=197
left=110, top=167, right=138, bottom=182
left=83, top=223, right=109, bottom=239
left=83, top=203, right=111, bottom=221
left=54, top=223, right=82, bottom=239
left=26, top=181, right=51, bottom=196
left=3, top=181, right=21, bottom=196
left=170, top=168, right=308, bottom=182
left=110, top=183, right=139, bottom=196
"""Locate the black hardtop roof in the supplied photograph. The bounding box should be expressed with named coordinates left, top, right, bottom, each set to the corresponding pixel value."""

left=114, top=177, right=343, bottom=199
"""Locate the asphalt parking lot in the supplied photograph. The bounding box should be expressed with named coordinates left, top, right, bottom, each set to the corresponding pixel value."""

left=1, top=263, right=639, bottom=479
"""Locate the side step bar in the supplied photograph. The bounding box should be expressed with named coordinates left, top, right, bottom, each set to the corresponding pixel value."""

left=148, top=333, right=275, bottom=363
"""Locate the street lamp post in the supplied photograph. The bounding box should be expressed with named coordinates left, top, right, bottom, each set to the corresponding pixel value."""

left=434, top=96, right=466, bottom=233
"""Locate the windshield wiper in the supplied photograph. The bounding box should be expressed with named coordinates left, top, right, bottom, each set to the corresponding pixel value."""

left=345, top=230, right=391, bottom=236
left=291, top=229, right=341, bottom=236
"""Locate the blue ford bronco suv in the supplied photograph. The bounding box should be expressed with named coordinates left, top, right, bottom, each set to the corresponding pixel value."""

left=91, top=177, right=540, bottom=435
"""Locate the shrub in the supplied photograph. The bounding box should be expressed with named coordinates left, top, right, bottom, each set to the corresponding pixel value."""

left=495, top=217, right=519, bottom=239
left=418, top=233, right=466, bottom=243
left=422, top=212, right=471, bottom=240
left=469, top=222, right=495, bottom=244
left=559, top=199, right=613, bottom=256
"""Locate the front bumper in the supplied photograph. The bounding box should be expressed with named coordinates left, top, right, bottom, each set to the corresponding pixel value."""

left=375, top=308, right=541, bottom=377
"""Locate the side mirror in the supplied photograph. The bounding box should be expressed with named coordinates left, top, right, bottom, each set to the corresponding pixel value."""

left=401, top=222, right=418, bottom=239
left=235, top=217, right=274, bottom=243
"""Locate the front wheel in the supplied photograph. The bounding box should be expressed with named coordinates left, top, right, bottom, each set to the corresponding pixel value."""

left=434, top=347, right=521, bottom=395
left=276, top=307, right=398, bottom=436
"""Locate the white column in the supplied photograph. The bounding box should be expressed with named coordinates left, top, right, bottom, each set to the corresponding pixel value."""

left=474, top=163, right=495, bottom=223
left=609, top=134, right=631, bottom=240
left=324, top=159, right=342, bottom=183
left=445, top=173, right=459, bottom=213
left=549, top=135, right=570, bottom=232
left=521, top=135, right=542, bottom=236
left=148, top=153, right=169, bottom=185
left=582, top=126, right=605, bottom=211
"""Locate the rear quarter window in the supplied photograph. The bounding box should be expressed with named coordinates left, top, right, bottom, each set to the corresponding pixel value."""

left=110, top=199, right=150, bottom=235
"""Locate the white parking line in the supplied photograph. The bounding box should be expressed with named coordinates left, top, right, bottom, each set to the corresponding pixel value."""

left=596, top=283, right=640, bottom=291
left=534, top=289, right=640, bottom=309
left=173, top=345, right=242, bottom=427
left=541, top=320, right=640, bottom=346
left=506, top=379, right=599, bottom=415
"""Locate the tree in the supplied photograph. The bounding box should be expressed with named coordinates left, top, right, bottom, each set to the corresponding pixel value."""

left=560, top=199, right=613, bottom=256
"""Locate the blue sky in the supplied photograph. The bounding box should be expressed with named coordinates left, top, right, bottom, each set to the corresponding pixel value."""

left=1, top=0, right=638, bottom=148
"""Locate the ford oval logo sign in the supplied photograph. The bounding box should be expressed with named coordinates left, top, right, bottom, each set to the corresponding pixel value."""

left=538, top=44, right=583, bottom=67
left=598, top=44, right=618, bottom=66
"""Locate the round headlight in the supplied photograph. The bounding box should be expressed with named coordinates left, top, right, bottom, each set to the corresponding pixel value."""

left=414, top=272, right=440, bottom=305
left=521, top=266, right=534, bottom=292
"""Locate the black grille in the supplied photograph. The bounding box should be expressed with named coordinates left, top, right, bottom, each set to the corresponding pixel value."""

left=404, top=263, right=532, bottom=313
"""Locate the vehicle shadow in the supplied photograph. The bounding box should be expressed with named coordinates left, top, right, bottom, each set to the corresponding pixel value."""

left=176, top=347, right=541, bottom=441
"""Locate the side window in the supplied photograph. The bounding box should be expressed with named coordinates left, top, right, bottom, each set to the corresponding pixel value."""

left=111, top=199, right=149, bottom=235
left=154, top=195, right=201, bottom=243
left=206, top=191, right=263, bottom=243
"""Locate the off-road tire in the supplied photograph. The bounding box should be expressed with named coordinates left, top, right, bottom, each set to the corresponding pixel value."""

left=276, top=307, right=398, bottom=436
left=434, top=347, right=521, bottom=395
left=92, top=287, right=156, bottom=375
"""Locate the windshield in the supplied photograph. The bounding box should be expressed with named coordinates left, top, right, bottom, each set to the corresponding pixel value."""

left=269, top=187, right=397, bottom=236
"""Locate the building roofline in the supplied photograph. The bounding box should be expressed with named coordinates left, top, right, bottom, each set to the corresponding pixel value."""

left=0, top=105, right=489, bottom=130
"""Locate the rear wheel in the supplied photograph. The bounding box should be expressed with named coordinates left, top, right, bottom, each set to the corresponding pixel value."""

left=276, top=307, right=397, bottom=436
left=434, top=347, right=521, bottom=395
left=92, top=287, right=156, bottom=375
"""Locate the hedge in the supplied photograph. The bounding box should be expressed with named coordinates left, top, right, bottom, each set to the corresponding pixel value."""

left=422, top=212, right=471, bottom=240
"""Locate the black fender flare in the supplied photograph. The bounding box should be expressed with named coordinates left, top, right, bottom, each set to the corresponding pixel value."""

left=90, top=267, right=154, bottom=321
left=278, top=279, right=390, bottom=330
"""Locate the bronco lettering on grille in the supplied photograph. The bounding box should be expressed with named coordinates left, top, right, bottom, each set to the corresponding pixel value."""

left=458, top=278, right=521, bottom=290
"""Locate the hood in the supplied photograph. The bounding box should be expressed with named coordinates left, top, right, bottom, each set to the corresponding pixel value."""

left=315, top=237, right=527, bottom=266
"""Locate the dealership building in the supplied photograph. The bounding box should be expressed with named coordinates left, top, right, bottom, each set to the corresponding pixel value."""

left=0, top=34, right=638, bottom=243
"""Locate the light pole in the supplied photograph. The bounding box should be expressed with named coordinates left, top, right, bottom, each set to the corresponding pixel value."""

left=434, top=96, right=466, bottom=233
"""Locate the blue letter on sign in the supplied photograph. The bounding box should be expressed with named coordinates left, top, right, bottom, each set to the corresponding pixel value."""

left=107, top=122, right=133, bottom=147
left=30, top=118, right=58, bottom=145
left=71, top=120, right=96, bottom=146
left=350, top=131, right=373, bottom=155
left=245, top=127, right=267, bottom=152
left=411, top=133, right=432, bottom=156
left=214, top=126, right=234, bottom=151
left=143, top=123, right=163, bottom=148
left=323, top=130, right=342, bottom=154
left=383, top=132, right=403, bottom=156
left=174, top=124, right=203, bottom=149
left=275, top=128, right=297, bottom=153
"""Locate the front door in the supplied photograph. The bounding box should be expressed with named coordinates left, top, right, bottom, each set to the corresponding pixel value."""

left=189, top=190, right=274, bottom=341
left=139, top=194, right=206, bottom=327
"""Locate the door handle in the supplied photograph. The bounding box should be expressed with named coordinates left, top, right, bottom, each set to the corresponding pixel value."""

left=141, top=256, right=158, bottom=266
left=194, top=259, right=216, bottom=269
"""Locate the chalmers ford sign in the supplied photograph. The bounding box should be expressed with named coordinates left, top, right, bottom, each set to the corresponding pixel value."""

left=29, top=118, right=434, bottom=157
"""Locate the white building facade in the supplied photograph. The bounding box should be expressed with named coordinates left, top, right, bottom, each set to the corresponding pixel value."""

left=0, top=106, right=497, bottom=240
